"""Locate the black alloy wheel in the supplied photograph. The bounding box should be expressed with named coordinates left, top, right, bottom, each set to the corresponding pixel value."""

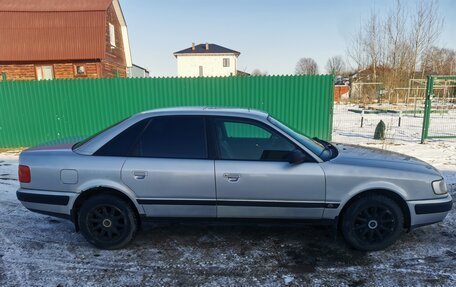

left=342, top=195, right=404, bottom=251
left=79, top=195, right=138, bottom=249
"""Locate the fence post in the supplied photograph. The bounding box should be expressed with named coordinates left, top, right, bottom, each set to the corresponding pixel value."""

left=360, top=110, right=364, bottom=128
left=1, top=72, right=6, bottom=81
left=420, top=76, right=433, bottom=144
left=115, top=70, right=120, bottom=78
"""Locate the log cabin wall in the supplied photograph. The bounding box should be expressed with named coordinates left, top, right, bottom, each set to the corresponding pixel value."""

left=101, top=4, right=127, bottom=78
left=0, top=62, right=101, bottom=80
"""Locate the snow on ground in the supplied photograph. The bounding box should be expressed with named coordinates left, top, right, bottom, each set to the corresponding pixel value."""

left=333, top=104, right=456, bottom=192
left=0, top=108, right=455, bottom=286
left=333, top=104, right=456, bottom=142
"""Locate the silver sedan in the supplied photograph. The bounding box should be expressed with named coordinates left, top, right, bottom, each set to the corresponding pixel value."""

left=16, top=107, right=452, bottom=251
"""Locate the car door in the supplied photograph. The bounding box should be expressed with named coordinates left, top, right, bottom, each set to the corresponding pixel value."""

left=211, top=117, right=326, bottom=219
left=120, top=115, right=216, bottom=218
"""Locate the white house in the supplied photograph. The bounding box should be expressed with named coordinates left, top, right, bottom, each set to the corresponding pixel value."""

left=174, top=43, right=240, bottom=77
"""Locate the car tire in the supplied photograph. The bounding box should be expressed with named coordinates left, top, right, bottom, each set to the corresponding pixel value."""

left=341, top=195, right=404, bottom=251
left=78, top=195, right=138, bottom=250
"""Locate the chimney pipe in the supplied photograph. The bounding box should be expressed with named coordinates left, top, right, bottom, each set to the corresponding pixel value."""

left=192, top=42, right=195, bottom=51
left=205, top=43, right=209, bottom=50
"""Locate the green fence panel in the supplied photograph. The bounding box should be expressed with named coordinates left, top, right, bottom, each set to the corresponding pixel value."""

left=421, top=75, right=456, bottom=143
left=0, top=75, right=334, bottom=148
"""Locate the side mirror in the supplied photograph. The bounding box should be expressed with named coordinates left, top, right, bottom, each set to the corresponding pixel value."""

left=288, top=149, right=309, bottom=164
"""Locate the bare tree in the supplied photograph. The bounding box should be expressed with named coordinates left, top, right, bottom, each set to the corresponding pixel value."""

left=347, top=24, right=368, bottom=71
left=409, top=0, right=443, bottom=78
left=365, top=11, right=383, bottom=80
left=346, top=11, right=384, bottom=80
left=385, top=0, right=409, bottom=72
left=346, top=0, right=443, bottom=86
left=295, top=58, right=319, bottom=75
left=423, top=47, right=456, bottom=75
left=325, top=56, right=346, bottom=75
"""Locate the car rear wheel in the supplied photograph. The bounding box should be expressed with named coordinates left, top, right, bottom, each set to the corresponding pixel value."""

left=78, top=195, right=138, bottom=249
left=341, top=195, right=404, bottom=251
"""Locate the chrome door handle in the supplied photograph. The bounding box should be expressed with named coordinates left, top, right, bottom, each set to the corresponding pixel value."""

left=133, top=171, right=147, bottom=180
left=224, top=173, right=240, bottom=182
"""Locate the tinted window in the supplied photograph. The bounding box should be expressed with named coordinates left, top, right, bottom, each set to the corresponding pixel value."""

left=73, top=117, right=129, bottom=150
left=268, top=116, right=326, bottom=158
left=135, top=116, right=207, bottom=159
left=214, top=118, right=296, bottom=161
left=95, top=119, right=149, bottom=156
left=224, top=122, right=271, bottom=138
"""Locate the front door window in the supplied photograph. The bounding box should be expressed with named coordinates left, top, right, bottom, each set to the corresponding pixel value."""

left=213, top=118, right=297, bottom=161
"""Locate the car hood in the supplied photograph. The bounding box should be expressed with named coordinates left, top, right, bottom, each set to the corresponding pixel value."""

left=330, top=143, right=441, bottom=174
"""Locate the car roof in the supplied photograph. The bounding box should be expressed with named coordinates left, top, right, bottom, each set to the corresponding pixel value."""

left=138, top=106, right=269, bottom=120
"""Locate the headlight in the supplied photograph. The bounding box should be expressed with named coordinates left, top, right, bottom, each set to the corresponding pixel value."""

left=432, top=179, right=448, bottom=195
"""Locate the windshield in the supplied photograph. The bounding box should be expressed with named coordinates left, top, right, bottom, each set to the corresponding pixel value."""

left=268, top=116, right=327, bottom=158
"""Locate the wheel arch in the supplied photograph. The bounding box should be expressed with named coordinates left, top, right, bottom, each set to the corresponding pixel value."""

left=71, top=186, right=142, bottom=231
left=337, top=188, right=412, bottom=230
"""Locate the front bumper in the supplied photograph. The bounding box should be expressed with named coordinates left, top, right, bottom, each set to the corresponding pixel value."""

left=16, top=188, right=77, bottom=219
left=407, top=194, right=453, bottom=228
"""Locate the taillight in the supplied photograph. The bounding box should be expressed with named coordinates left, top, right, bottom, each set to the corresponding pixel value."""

left=19, top=165, right=31, bottom=183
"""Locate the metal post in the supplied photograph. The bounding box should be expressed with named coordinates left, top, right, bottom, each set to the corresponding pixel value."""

left=361, top=110, right=364, bottom=128
left=1, top=72, right=6, bottom=81
left=421, top=76, right=434, bottom=144
left=398, top=111, right=402, bottom=127
left=115, top=70, right=120, bottom=78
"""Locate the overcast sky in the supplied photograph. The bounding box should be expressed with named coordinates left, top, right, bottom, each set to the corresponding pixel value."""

left=122, top=0, right=456, bottom=77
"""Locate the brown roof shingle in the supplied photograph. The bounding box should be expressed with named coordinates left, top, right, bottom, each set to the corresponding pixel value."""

left=0, top=0, right=112, bottom=12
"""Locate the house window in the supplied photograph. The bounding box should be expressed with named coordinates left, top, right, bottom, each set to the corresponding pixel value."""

left=74, top=65, right=87, bottom=76
left=199, top=66, right=204, bottom=77
left=109, top=23, right=116, bottom=47
left=223, top=58, right=230, bottom=67
left=36, top=65, right=54, bottom=80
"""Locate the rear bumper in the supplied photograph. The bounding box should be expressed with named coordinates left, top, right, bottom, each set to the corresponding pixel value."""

left=16, top=188, right=76, bottom=218
left=407, top=195, right=453, bottom=228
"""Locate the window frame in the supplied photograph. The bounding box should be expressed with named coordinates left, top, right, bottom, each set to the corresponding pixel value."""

left=223, top=58, right=230, bottom=67
left=109, top=23, right=116, bottom=47
left=94, top=115, right=211, bottom=159
left=74, top=64, right=87, bottom=77
left=208, top=116, right=314, bottom=163
left=130, top=115, right=210, bottom=160
left=35, top=65, right=54, bottom=81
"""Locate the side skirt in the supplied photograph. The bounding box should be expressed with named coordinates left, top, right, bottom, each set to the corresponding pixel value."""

left=139, top=216, right=336, bottom=226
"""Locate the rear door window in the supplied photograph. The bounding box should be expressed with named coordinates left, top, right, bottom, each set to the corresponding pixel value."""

left=134, top=116, right=208, bottom=159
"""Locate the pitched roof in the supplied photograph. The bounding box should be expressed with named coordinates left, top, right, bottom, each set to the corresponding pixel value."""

left=174, top=44, right=240, bottom=56
left=0, top=0, right=112, bottom=12
left=0, top=0, right=113, bottom=62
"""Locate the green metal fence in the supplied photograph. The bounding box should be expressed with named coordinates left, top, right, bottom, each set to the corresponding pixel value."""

left=421, top=75, right=456, bottom=143
left=0, top=75, right=334, bottom=148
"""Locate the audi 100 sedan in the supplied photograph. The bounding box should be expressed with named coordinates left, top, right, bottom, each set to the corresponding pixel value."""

left=17, top=107, right=452, bottom=251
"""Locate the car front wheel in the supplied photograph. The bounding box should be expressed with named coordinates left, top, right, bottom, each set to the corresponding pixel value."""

left=78, top=195, right=138, bottom=249
left=341, top=195, right=404, bottom=251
